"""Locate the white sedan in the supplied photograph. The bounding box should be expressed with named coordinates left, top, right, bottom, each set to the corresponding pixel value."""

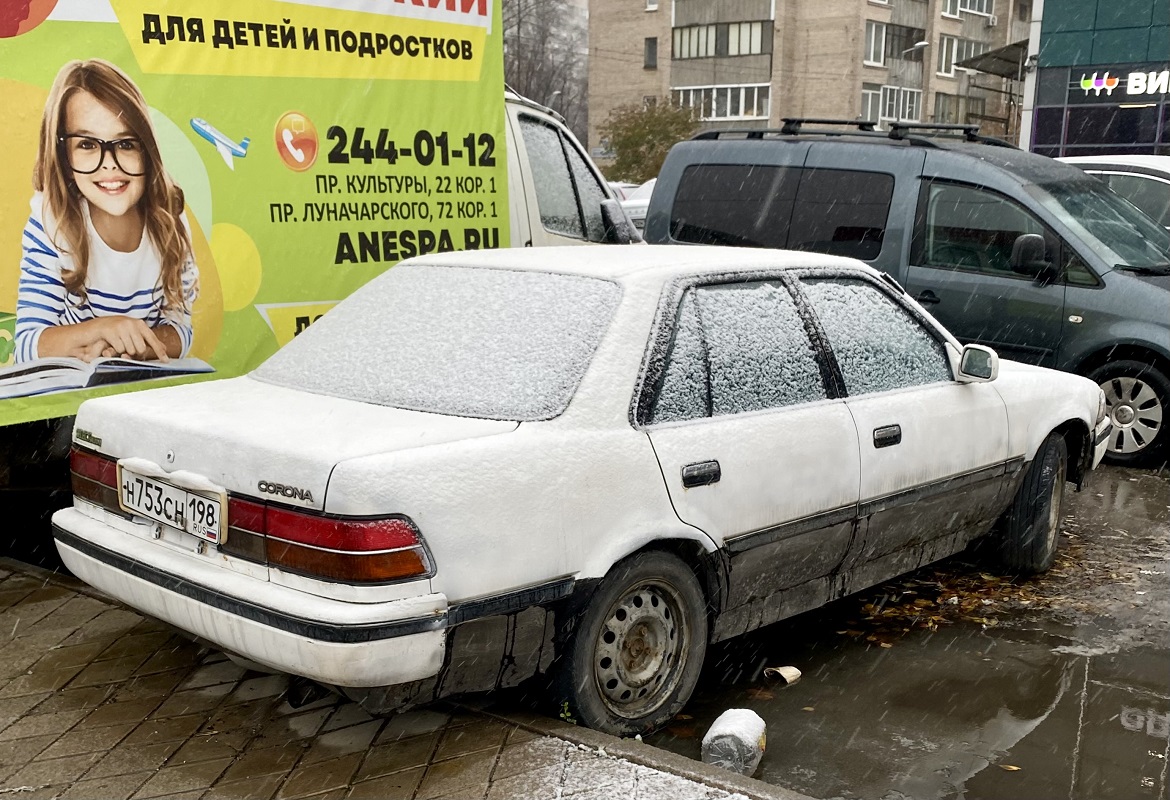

left=54, top=246, right=1111, bottom=736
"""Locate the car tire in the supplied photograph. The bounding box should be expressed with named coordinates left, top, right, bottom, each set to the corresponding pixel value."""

left=996, top=432, right=1067, bottom=575
left=1089, top=359, right=1169, bottom=467
left=556, top=551, right=707, bottom=736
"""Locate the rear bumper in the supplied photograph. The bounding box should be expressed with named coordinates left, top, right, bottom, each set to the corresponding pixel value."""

left=52, top=507, right=447, bottom=688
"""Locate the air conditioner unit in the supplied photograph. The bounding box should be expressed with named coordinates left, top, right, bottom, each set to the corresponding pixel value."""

left=986, top=14, right=998, bottom=26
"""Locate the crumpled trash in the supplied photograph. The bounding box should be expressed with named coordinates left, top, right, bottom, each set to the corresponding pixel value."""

left=762, top=665, right=802, bottom=685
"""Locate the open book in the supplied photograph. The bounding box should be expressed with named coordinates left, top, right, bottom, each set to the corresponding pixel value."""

left=0, top=356, right=214, bottom=400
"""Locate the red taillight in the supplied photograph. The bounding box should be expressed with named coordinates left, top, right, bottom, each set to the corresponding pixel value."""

left=222, top=497, right=430, bottom=583
left=70, top=447, right=119, bottom=508
left=266, top=507, right=420, bottom=551
left=71, top=447, right=116, bottom=487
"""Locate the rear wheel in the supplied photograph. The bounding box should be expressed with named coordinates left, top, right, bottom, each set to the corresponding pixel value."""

left=556, top=551, right=707, bottom=736
left=1089, top=359, right=1168, bottom=467
left=997, top=433, right=1067, bottom=574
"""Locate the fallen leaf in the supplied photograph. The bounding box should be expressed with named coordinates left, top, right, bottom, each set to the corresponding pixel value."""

left=999, top=765, right=1022, bottom=771
left=802, top=706, right=815, bottom=712
left=746, top=687, right=775, bottom=701
left=879, top=642, right=893, bottom=648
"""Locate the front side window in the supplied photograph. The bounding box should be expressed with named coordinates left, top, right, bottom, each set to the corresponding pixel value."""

left=918, top=182, right=1047, bottom=275
left=519, top=116, right=606, bottom=241
left=800, top=278, right=951, bottom=396
left=650, top=282, right=826, bottom=424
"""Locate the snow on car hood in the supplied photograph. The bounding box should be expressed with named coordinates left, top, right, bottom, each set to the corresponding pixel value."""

left=74, top=375, right=517, bottom=511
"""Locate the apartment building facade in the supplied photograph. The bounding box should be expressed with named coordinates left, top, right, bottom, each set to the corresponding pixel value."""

left=587, top=0, right=1031, bottom=159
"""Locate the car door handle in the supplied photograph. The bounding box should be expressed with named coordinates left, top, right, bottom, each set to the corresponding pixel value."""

left=873, top=425, right=902, bottom=448
left=915, top=290, right=941, bottom=305
left=681, top=460, right=721, bottom=488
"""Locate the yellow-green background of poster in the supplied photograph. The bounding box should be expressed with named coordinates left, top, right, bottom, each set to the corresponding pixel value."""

left=0, top=0, right=507, bottom=425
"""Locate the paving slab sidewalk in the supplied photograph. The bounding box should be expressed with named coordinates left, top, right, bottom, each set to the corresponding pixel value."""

left=0, top=559, right=809, bottom=800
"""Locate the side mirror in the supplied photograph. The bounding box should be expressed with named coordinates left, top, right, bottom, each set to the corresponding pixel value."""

left=600, top=199, right=643, bottom=245
left=957, top=343, right=999, bottom=383
left=1010, top=233, right=1057, bottom=285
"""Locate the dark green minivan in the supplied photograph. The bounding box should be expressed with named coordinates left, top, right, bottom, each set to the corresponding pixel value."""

left=645, top=122, right=1170, bottom=466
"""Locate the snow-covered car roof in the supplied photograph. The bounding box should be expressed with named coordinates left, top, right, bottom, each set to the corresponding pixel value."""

left=405, top=244, right=873, bottom=283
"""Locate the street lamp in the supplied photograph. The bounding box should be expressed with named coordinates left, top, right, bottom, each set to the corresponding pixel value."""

left=901, top=40, right=929, bottom=57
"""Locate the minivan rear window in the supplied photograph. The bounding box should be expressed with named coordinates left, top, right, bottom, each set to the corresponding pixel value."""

left=670, top=165, right=894, bottom=261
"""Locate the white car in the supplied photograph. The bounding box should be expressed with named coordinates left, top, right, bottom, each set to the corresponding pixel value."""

left=1059, top=155, right=1170, bottom=230
left=620, top=178, right=656, bottom=230
left=53, top=247, right=1111, bottom=736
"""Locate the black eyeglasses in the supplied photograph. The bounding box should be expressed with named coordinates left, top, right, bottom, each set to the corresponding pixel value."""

left=58, top=134, right=148, bottom=177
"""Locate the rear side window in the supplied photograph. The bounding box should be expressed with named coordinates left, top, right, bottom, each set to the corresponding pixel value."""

left=669, top=165, right=893, bottom=260
left=650, top=281, right=826, bottom=424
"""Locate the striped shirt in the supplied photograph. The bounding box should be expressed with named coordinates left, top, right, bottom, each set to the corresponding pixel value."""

left=16, top=193, right=198, bottom=363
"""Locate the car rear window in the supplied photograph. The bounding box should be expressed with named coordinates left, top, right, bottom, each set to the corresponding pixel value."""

left=252, top=265, right=621, bottom=421
left=669, top=165, right=894, bottom=260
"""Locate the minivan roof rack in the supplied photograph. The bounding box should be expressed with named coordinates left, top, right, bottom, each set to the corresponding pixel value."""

left=692, top=118, right=1017, bottom=149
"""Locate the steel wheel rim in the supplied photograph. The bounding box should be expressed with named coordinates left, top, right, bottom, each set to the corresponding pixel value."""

left=1100, top=377, right=1163, bottom=455
left=1045, top=458, right=1065, bottom=554
left=593, top=579, right=689, bottom=719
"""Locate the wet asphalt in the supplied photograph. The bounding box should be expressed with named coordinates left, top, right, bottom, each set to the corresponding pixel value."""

left=647, top=465, right=1170, bottom=800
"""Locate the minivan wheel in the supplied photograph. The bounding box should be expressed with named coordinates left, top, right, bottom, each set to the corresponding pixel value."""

left=996, top=432, right=1067, bottom=575
left=1089, top=360, right=1168, bottom=467
left=556, top=551, right=707, bottom=736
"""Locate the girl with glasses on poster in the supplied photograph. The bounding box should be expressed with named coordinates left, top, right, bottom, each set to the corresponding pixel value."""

left=15, top=58, right=198, bottom=365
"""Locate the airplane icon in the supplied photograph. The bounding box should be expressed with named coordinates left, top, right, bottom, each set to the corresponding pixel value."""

left=190, top=118, right=250, bottom=170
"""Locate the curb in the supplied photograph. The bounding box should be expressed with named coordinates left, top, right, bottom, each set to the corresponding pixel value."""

left=466, top=705, right=817, bottom=800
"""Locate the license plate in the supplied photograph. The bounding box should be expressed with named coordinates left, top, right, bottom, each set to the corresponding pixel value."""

left=117, top=466, right=224, bottom=543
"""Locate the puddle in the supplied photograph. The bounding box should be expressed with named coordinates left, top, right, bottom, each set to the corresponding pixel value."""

left=649, top=604, right=1169, bottom=799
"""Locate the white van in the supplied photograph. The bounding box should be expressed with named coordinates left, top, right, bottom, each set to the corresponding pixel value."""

left=504, top=91, right=638, bottom=247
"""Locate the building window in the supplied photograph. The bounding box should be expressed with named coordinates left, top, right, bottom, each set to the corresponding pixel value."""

left=959, top=0, right=993, bottom=14
left=938, top=36, right=987, bottom=75
left=966, top=95, right=986, bottom=123
left=672, top=84, right=770, bottom=120
left=934, top=92, right=957, bottom=123
left=673, top=22, right=769, bottom=60
left=865, top=21, right=886, bottom=66
left=888, top=24, right=927, bottom=62
left=942, top=0, right=960, bottom=17
left=861, top=83, right=882, bottom=126
left=643, top=96, right=657, bottom=108
left=646, top=0, right=658, bottom=10
left=644, top=37, right=658, bottom=69
left=937, top=35, right=958, bottom=75
left=879, top=86, right=921, bottom=123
